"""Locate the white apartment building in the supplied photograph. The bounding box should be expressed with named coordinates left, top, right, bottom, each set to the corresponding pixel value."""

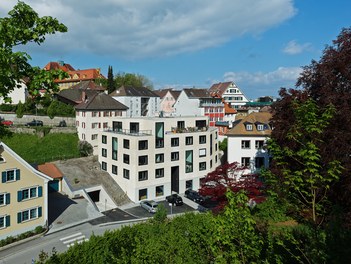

left=110, top=86, right=160, bottom=118
left=98, top=116, right=220, bottom=203
left=226, top=111, right=272, bottom=175
left=75, top=93, right=128, bottom=154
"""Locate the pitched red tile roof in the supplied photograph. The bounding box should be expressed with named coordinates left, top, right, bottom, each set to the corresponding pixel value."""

left=209, top=82, right=233, bottom=97
left=37, top=163, right=63, bottom=179
left=44, top=61, right=75, bottom=72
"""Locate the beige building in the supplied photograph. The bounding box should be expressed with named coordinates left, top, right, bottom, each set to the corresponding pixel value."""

left=0, top=142, right=51, bottom=240
left=98, top=116, right=220, bottom=203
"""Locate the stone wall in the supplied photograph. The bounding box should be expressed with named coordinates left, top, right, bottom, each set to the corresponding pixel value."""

left=0, top=113, right=76, bottom=127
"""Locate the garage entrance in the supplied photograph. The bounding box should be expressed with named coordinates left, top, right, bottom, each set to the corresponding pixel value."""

left=88, top=190, right=100, bottom=203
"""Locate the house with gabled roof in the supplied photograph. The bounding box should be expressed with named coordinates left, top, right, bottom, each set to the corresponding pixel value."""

left=173, top=88, right=224, bottom=128
left=154, top=88, right=181, bottom=117
left=75, top=93, right=128, bottom=154
left=209, top=81, right=249, bottom=109
left=110, top=86, right=160, bottom=118
left=226, top=111, right=272, bottom=175
left=0, top=142, right=52, bottom=240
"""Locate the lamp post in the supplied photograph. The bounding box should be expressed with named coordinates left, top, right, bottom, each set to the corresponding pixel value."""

left=169, top=202, right=173, bottom=215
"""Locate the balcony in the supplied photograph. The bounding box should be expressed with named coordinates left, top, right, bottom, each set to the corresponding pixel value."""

left=169, top=126, right=209, bottom=134
left=104, top=128, right=152, bottom=136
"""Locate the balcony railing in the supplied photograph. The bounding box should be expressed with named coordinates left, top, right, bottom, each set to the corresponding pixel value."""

left=104, top=128, right=152, bottom=136
left=168, top=126, right=209, bottom=134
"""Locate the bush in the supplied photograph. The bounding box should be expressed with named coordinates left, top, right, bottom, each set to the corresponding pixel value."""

left=0, top=104, right=16, bottom=112
left=78, top=141, right=93, bottom=157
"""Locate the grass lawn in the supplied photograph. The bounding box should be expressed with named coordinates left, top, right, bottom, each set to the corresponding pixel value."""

left=1, top=133, right=81, bottom=164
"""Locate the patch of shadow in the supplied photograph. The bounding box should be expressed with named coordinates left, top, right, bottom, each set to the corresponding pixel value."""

left=48, top=192, right=77, bottom=225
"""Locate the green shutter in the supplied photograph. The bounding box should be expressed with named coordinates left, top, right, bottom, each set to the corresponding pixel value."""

left=17, top=212, right=22, bottom=223
left=2, top=171, right=6, bottom=183
left=5, top=215, right=10, bottom=227
left=38, top=207, right=42, bottom=217
left=38, top=186, right=42, bottom=197
left=15, top=169, right=20, bottom=180
left=5, top=193, right=10, bottom=204
left=17, top=190, right=22, bottom=202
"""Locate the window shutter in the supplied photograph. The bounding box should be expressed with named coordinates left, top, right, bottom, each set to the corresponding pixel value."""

left=16, top=169, right=20, bottom=180
left=2, top=171, right=6, bottom=183
left=6, top=215, right=10, bottom=227
left=17, top=212, right=22, bottom=223
left=6, top=193, right=10, bottom=204
left=38, top=207, right=42, bottom=217
left=38, top=186, right=43, bottom=197
left=17, top=190, right=22, bottom=202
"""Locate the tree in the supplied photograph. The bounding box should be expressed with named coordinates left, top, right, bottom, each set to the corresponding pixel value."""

left=114, top=72, right=153, bottom=90
left=78, top=141, right=93, bottom=157
left=199, top=162, right=264, bottom=212
left=267, top=99, right=342, bottom=225
left=0, top=1, right=68, bottom=102
left=15, top=101, right=24, bottom=118
left=107, top=65, right=115, bottom=94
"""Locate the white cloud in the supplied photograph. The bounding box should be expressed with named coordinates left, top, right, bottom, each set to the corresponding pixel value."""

left=283, top=40, right=312, bottom=55
left=1, top=0, right=296, bottom=59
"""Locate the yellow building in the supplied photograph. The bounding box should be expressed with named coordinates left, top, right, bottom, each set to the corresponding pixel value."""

left=0, top=142, right=51, bottom=240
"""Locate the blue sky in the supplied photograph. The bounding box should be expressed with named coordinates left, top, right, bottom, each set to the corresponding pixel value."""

left=1, top=0, right=350, bottom=99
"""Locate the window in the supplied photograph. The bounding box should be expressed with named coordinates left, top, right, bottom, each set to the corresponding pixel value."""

left=18, top=186, right=42, bottom=202
left=138, top=171, right=148, bottom=181
left=130, top=122, right=139, bottom=133
left=210, top=160, right=213, bottom=168
left=92, top=122, right=99, bottom=129
left=246, top=124, right=253, bottom=131
left=92, top=111, right=98, bottom=117
left=139, top=189, right=147, bottom=200
left=123, top=169, right=130, bottom=179
left=112, top=137, right=118, bottom=160
left=82, top=122, right=85, bottom=128
left=186, top=180, right=193, bottom=190
left=255, top=157, right=265, bottom=169
left=0, top=193, right=10, bottom=206
left=102, top=148, right=107, bottom=157
left=123, top=154, right=130, bottom=164
left=101, top=162, right=107, bottom=171
left=255, top=140, right=264, bottom=149
left=2, top=169, right=20, bottom=183
left=171, top=152, right=179, bottom=161
left=241, top=157, right=250, bottom=167
left=139, top=140, right=148, bottom=150
left=215, top=143, right=218, bottom=151
left=155, top=122, right=164, bottom=148
left=199, top=162, right=206, bottom=171
left=155, top=168, right=164, bottom=178
left=18, top=207, right=42, bottom=223
left=257, top=124, right=264, bottom=131
left=156, top=186, right=164, bottom=197
left=186, top=136, right=193, bottom=145
left=199, top=135, right=206, bottom=144
left=177, top=121, right=185, bottom=129
left=102, top=135, right=107, bottom=144
left=124, top=139, right=130, bottom=149
left=138, top=155, right=148, bottom=166
left=103, top=122, right=108, bottom=129
left=186, top=150, right=193, bottom=173
left=241, top=140, right=250, bottom=149
left=155, top=154, right=164, bottom=163
left=0, top=215, right=10, bottom=229
left=171, top=138, right=179, bottom=147
left=199, top=148, right=206, bottom=157
left=91, top=134, right=98, bottom=140
left=112, top=165, right=118, bottom=175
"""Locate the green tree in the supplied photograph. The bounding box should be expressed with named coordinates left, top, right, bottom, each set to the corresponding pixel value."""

left=0, top=1, right=68, bottom=102
left=107, top=65, right=115, bottom=94
left=266, top=99, right=343, bottom=225
left=115, top=72, right=153, bottom=90
left=47, top=100, right=59, bottom=119
left=78, top=141, right=93, bottom=157
left=15, top=101, right=24, bottom=118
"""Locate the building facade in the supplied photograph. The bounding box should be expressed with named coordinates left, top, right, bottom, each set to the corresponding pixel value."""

left=98, top=116, right=220, bottom=203
left=226, top=111, right=272, bottom=175
left=154, top=89, right=181, bottom=117
left=0, top=142, right=51, bottom=240
left=209, top=81, right=249, bottom=109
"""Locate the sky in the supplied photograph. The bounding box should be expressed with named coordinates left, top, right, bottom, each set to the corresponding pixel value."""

left=1, top=0, right=350, bottom=100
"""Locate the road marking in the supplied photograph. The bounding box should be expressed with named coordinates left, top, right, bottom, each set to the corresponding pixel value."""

left=59, top=232, right=89, bottom=248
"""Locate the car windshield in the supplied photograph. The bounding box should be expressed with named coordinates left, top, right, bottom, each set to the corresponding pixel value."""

left=152, top=204, right=158, bottom=208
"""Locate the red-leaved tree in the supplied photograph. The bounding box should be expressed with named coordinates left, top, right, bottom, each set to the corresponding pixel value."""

left=199, top=162, right=264, bottom=212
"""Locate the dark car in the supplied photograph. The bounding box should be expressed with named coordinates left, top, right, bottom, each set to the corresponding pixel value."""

left=185, top=189, right=204, bottom=204
left=25, top=120, right=43, bottom=127
left=166, top=194, right=183, bottom=206
left=57, top=120, right=67, bottom=127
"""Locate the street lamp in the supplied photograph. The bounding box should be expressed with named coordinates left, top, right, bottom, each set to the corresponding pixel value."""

left=169, top=202, right=173, bottom=215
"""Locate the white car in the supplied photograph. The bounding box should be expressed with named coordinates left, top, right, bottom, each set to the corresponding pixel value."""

left=140, top=200, right=158, bottom=213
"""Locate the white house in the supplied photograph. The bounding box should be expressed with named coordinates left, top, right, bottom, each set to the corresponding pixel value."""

left=110, top=86, right=160, bottom=118
left=75, top=93, right=128, bottom=154
left=226, top=111, right=272, bottom=175
left=209, top=81, right=249, bottom=109
left=154, top=89, right=181, bottom=117
left=98, top=116, right=220, bottom=203
left=0, top=81, right=28, bottom=105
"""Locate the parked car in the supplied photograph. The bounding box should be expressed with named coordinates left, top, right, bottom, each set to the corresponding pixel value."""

left=166, top=194, right=183, bottom=206
left=1, top=120, right=13, bottom=126
left=185, top=189, right=204, bottom=204
left=140, top=200, right=158, bottom=213
left=25, top=120, right=43, bottom=127
left=57, top=120, right=67, bottom=127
